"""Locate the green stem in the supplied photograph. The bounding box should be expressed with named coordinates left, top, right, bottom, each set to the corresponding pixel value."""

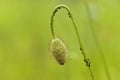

left=83, top=1, right=111, bottom=80
left=50, top=4, right=94, bottom=80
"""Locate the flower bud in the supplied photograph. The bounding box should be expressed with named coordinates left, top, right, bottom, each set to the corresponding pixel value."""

left=49, top=38, right=68, bottom=65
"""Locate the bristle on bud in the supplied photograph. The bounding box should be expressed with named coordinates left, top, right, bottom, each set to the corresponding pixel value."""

left=50, top=38, right=68, bottom=65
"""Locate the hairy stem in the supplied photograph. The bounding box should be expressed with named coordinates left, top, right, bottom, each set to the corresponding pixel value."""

left=83, top=1, right=111, bottom=80
left=50, top=4, right=94, bottom=80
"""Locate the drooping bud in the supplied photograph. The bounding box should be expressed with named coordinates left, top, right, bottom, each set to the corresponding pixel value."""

left=49, top=38, right=68, bottom=65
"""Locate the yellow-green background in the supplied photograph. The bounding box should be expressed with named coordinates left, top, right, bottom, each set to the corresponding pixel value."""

left=0, top=0, right=119, bottom=80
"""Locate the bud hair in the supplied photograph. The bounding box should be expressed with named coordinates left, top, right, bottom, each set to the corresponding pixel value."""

left=49, top=38, right=68, bottom=65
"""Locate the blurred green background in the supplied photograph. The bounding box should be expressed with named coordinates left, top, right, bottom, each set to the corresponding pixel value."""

left=0, top=0, right=120, bottom=80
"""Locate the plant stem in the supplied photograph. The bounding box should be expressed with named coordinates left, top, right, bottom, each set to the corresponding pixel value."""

left=83, top=1, right=111, bottom=80
left=50, top=4, right=94, bottom=80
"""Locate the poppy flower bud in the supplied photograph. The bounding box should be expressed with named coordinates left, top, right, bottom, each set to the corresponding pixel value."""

left=49, top=38, right=68, bottom=65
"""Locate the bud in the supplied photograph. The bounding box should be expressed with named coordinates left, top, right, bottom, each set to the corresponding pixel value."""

left=49, top=38, right=68, bottom=65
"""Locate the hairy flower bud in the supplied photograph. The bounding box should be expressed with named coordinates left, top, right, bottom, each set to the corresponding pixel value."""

left=49, top=38, right=68, bottom=65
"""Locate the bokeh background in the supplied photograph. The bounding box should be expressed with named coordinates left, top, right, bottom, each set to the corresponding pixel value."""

left=0, top=0, right=120, bottom=80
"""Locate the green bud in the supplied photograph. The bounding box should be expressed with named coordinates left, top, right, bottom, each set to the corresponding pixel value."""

left=50, top=38, right=68, bottom=65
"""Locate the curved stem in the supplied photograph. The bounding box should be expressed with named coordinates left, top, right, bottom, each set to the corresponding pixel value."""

left=50, top=4, right=94, bottom=80
left=51, top=4, right=81, bottom=48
